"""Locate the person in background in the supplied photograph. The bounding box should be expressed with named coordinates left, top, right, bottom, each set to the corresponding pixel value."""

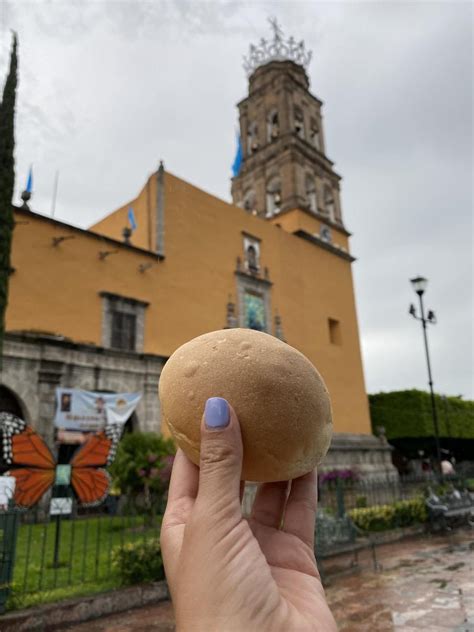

left=161, top=397, right=337, bottom=631
left=441, top=458, right=455, bottom=476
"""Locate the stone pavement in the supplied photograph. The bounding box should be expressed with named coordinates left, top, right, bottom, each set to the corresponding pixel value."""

left=63, top=530, right=473, bottom=631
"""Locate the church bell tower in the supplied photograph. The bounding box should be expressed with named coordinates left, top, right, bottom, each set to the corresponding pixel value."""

left=231, top=20, right=345, bottom=231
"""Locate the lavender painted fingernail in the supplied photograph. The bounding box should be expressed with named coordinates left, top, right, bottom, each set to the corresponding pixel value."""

left=204, top=398, right=230, bottom=428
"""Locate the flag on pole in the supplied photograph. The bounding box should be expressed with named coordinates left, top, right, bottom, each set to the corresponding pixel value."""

left=26, top=166, right=33, bottom=194
left=128, top=205, right=137, bottom=231
left=231, top=132, right=243, bottom=177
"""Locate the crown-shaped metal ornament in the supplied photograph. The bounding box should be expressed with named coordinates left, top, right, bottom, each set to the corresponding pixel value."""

left=243, top=17, right=313, bottom=76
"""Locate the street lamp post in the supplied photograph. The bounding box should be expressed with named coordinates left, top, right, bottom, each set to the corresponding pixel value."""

left=409, top=276, right=442, bottom=470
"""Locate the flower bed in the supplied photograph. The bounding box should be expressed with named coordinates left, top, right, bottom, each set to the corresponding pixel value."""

left=319, top=469, right=359, bottom=485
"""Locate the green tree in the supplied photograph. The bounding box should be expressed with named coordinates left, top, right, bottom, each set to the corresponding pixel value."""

left=0, top=33, right=18, bottom=368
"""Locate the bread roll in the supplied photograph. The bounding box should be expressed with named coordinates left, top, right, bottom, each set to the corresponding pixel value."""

left=159, top=328, right=332, bottom=482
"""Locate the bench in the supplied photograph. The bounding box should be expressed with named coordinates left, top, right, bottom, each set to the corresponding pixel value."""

left=314, top=510, right=378, bottom=583
left=425, top=487, right=474, bottom=533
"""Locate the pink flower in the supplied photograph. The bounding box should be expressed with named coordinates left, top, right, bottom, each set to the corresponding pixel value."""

left=148, top=454, right=158, bottom=464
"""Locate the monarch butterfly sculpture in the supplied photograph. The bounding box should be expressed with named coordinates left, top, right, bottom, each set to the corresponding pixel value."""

left=0, top=412, right=123, bottom=508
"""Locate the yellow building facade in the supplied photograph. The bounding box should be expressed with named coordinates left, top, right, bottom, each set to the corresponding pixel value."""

left=2, top=24, right=396, bottom=477
left=6, top=163, right=369, bottom=436
left=90, top=168, right=370, bottom=435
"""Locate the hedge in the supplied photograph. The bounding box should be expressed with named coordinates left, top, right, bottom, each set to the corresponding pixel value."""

left=349, top=498, right=428, bottom=532
left=369, top=389, right=474, bottom=440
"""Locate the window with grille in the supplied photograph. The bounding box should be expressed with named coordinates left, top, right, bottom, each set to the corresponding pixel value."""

left=111, top=311, right=137, bottom=351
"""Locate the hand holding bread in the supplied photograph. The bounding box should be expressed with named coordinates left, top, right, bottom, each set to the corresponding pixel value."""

left=159, top=328, right=333, bottom=481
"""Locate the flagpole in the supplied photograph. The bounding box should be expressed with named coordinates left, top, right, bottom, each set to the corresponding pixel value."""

left=51, top=170, right=59, bottom=218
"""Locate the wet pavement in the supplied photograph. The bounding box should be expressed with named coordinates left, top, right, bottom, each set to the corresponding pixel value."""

left=64, top=529, right=473, bottom=631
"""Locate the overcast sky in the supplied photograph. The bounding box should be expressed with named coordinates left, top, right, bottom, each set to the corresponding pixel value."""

left=1, top=1, right=472, bottom=399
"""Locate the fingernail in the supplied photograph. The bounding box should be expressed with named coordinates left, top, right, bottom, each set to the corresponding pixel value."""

left=205, top=397, right=230, bottom=428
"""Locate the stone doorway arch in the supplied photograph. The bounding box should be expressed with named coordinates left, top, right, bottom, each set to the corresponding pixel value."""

left=0, top=384, right=26, bottom=419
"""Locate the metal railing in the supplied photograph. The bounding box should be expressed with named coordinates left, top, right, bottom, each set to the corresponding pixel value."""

left=2, top=474, right=471, bottom=613
left=318, top=473, right=466, bottom=515
left=0, top=498, right=162, bottom=613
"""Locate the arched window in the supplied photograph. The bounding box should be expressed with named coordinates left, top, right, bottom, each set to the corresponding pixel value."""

left=247, top=122, right=259, bottom=156
left=305, top=174, right=317, bottom=212
left=243, top=236, right=261, bottom=274
left=294, top=106, right=305, bottom=140
left=267, top=109, right=279, bottom=142
left=324, top=185, right=335, bottom=221
left=246, top=245, right=258, bottom=272
left=243, top=189, right=256, bottom=213
left=266, top=176, right=282, bottom=217
left=310, top=118, right=321, bottom=150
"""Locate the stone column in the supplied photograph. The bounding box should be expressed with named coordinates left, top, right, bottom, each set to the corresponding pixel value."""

left=37, top=359, right=64, bottom=447
left=143, top=376, right=161, bottom=434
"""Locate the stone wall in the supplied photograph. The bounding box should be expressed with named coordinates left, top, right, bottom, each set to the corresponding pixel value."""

left=321, top=433, right=397, bottom=481
left=0, top=332, right=166, bottom=439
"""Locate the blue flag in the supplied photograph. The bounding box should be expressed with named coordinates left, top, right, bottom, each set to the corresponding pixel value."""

left=26, top=166, right=33, bottom=194
left=231, top=132, right=243, bottom=177
left=128, top=206, right=137, bottom=231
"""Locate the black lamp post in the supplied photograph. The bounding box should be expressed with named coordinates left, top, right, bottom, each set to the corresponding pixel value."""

left=409, top=276, right=442, bottom=469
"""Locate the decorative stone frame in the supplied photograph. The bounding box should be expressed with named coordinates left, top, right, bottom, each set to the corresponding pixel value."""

left=99, top=292, right=149, bottom=352
left=235, top=271, right=272, bottom=334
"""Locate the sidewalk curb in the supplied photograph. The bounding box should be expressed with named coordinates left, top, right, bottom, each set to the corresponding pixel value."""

left=0, top=581, right=169, bottom=631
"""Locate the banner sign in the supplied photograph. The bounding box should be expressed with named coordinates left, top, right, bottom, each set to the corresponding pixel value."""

left=54, top=389, right=141, bottom=431
left=56, top=430, right=87, bottom=445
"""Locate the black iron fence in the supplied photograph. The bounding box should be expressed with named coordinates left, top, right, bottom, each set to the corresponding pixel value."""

left=318, top=473, right=468, bottom=516
left=1, top=474, right=472, bottom=614
left=0, top=498, right=162, bottom=613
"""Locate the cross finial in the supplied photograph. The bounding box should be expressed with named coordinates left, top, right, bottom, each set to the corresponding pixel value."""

left=243, top=19, right=312, bottom=76
left=268, top=16, right=283, bottom=40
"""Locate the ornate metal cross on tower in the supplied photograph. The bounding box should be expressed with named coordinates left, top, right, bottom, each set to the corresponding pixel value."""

left=268, top=16, right=284, bottom=41
left=243, top=18, right=313, bottom=76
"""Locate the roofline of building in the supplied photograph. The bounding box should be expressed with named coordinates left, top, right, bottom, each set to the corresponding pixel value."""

left=5, top=329, right=169, bottom=362
left=293, top=229, right=356, bottom=263
left=13, top=206, right=165, bottom=261
left=273, top=205, right=352, bottom=237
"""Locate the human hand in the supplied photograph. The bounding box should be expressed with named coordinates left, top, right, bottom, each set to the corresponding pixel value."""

left=160, top=397, right=337, bottom=632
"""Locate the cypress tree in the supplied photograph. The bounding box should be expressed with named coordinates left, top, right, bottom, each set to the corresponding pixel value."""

left=0, top=33, right=18, bottom=369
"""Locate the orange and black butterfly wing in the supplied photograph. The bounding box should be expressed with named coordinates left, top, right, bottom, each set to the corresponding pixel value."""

left=70, top=467, right=110, bottom=506
left=0, top=413, right=55, bottom=468
left=69, top=424, right=122, bottom=506
left=0, top=413, right=56, bottom=507
left=6, top=468, right=56, bottom=508
left=70, top=423, right=123, bottom=468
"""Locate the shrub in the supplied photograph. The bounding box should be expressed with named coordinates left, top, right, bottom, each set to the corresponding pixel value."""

left=112, top=539, right=165, bottom=585
left=465, top=478, right=474, bottom=492
left=369, top=389, right=474, bottom=440
left=110, top=432, right=175, bottom=514
left=355, top=495, right=368, bottom=508
left=349, top=497, right=428, bottom=532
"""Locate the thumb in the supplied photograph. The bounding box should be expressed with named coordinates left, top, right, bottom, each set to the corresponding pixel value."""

left=196, top=397, right=243, bottom=513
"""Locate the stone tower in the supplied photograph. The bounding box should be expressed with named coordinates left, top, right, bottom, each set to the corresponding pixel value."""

left=231, top=20, right=344, bottom=231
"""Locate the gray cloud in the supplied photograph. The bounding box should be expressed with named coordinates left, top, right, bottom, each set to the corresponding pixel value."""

left=1, top=0, right=472, bottom=397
